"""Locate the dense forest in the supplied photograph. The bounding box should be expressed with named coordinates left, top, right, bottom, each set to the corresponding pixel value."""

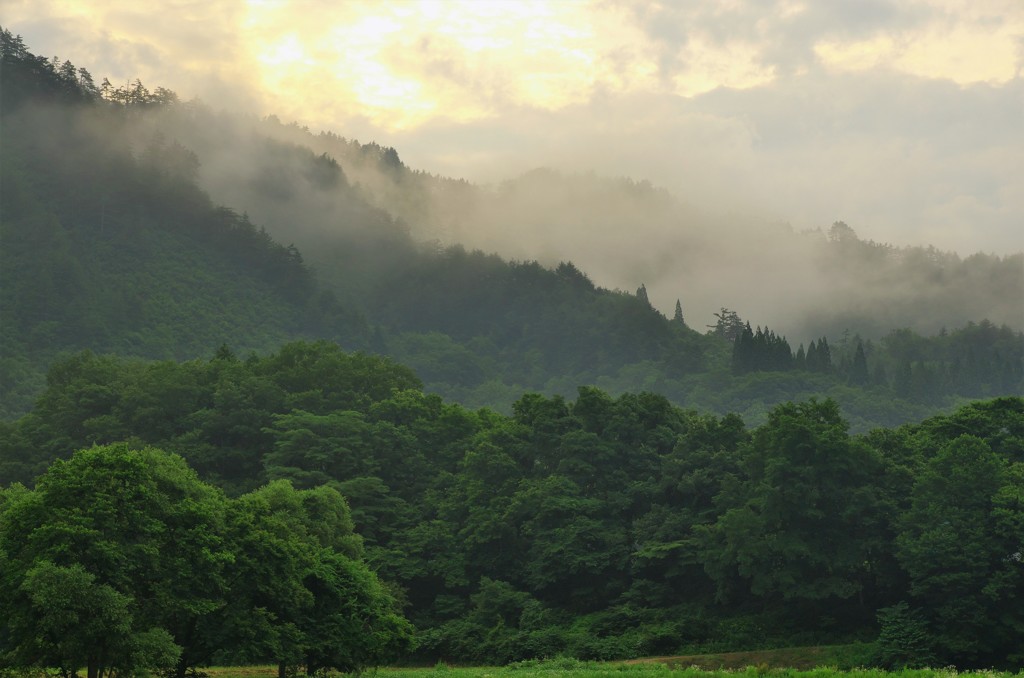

left=1, top=343, right=1022, bottom=669
left=1, top=29, right=1020, bottom=429
left=1, top=27, right=1024, bottom=673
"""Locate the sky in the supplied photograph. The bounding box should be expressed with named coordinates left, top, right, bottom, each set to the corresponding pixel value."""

left=5, top=0, right=1023, bottom=255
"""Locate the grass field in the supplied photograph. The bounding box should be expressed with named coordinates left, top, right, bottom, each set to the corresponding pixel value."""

left=200, top=648, right=1023, bottom=678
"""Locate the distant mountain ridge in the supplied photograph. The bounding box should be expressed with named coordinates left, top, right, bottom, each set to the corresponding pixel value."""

left=216, top=110, right=1024, bottom=341
left=1, top=27, right=1021, bottom=428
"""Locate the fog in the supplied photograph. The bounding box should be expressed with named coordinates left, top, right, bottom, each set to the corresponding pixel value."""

left=100, top=99, right=1022, bottom=345
left=6, top=0, right=1023, bottom=343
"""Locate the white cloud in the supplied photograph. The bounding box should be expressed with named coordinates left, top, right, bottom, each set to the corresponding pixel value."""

left=4, top=0, right=1022, bottom=257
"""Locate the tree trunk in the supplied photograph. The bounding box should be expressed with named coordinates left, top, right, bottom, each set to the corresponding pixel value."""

left=278, top=662, right=287, bottom=678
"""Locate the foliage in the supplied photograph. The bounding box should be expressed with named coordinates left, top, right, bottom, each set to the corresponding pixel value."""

left=2, top=30, right=1024, bottom=671
left=0, top=444, right=227, bottom=677
left=0, top=444, right=410, bottom=676
left=3, top=29, right=1020, bottom=432
left=874, top=602, right=935, bottom=669
left=894, top=434, right=1024, bottom=667
left=2, top=341, right=1022, bottom=667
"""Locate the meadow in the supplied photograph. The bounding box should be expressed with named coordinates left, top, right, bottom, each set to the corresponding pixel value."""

left=199, top=656, right=1024, bottom=678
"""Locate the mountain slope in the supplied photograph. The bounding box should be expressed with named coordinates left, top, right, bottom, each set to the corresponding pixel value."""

left=194, top=114, right=1024, bottom=341
left=0, top=32, right=709, bottom=419
left=1, top=30, right=1020, bottom=429
left=0, top=32, right=366, bottom=416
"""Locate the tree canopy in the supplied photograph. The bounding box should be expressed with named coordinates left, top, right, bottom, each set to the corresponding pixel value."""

left=2, top=342, right=1021, bottom=668
left=0, top=443, right=410, bottom=676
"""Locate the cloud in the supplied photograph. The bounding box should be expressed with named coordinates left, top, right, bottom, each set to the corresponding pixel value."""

left=4, top=0, right=263, bottom=111
left=4, top=0, right=1022, bottom=259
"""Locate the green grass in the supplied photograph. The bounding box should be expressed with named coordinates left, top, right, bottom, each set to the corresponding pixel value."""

left=199, top=653, right=1023, bottom=678
left=380, top=665, right=1018, bottom=678
left=623, top=644, right=880, bottom=671
left=204, top=668, right=279, bottom=678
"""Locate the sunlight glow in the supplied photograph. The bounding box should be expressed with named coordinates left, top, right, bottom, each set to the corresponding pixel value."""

left=258, top=34, right=310, bottom=68
left=15, top=0, right=1020, bottom=133
left=673, top=39, right=777, bottom=98
left=814, top=6, right=1023, bottom=85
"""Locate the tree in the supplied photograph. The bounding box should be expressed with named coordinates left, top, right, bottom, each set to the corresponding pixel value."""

left=7, top=561, right=180, bottom=678
left=895, top=435, right=1021, bottom=666
left=707, top=308, right=745, bottom=342
left=262, top=410, right=377, bottom=488
left=221, top=480, right=411, bottom=675
left=702, top=400, right=890, bottom=609
left=850, top=341, right=869, bottom=385
left=635, top=284, right=651, bottom=306
left=875, top=601, right=936, bottom=668
left=510, top=474, right=631, bottom=609
left=805, top=337, right=832, bottom=373
left=77, top=67, right=98, bottom=96
left=631, top=412, right=746, bottom=605
left=0, top=444, right=231, bottom=678
left=301, top=549, right=414, bottom=673
left=673, top=299, right=686, bottom=327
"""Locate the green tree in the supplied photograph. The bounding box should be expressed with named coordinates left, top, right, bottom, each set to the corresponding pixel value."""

left=7, top=561, right=180, bottom=678
left=259, top=341, right=421, bottom=414
left=874, top=601, right=935, bottom=668
left=630, top=412, right=746, bottom=605
left=0, top=444, right=231, bottom=678
left=511, top=475, right=630, bottom=610
left=708, top=308, right=745, bottom=341
left=301, top=549, right=414, bottom=673
left=221, top=480, right=411, bottom=675
left=850, top=341, right=869, bottom=385
left=262, top=410, right=376, bottom=488
left=895, top=435, right=1021, bottom=666
left=673, top=299, right=685, bottom=326
left=634, top=284, right=649, bottom=305
left=702, top=400, right=890, bottom=610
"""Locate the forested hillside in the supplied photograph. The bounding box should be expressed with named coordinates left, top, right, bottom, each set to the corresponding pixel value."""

left=2, top=16, right=1022, bottom=678
left=2, top=31, right=1021, bottom=431
left=0, top=31, right=706, bottom=422
left=0, top=30, right=371, bottom=418
left=3, top=343, right=1022, bottom=668
left=187, top=109, right=1024, bottom=341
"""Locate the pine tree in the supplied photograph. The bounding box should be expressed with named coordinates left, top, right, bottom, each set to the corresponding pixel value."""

left=673, top=299, right=685, bottom=327
left=850, top=341, right=869, bottom=385
left=732, top=323, right=756, bottom=373
left=636, top=284, right=651, bottom=306
left=816, top=337, right=833, bottom=373
left=708, top=308, right=745, bottom=342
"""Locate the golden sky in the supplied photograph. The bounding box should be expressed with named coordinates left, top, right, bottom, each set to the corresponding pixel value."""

left=9, top=0, right=1021, bottom=130
left=5, top=0, right=1024, bottom=252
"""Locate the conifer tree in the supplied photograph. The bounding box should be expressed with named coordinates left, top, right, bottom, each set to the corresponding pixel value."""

left=850, top=341, right=869, bottom=385
left=817, top=337, right=832, bottom=372
left=673, top=299, right=685, bottom=326
left=636, top=284, right=650, bottom=306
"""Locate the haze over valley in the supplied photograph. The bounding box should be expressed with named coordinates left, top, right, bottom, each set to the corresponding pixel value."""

left=6, top=1, right=1023, bottom=342
left=2, top=4, right=1024, bottom=673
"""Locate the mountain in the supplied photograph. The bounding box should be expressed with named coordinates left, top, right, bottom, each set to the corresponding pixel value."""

left=2, top=30, right=1024, bottom=668
left=174, top=109, right=1024, bottom=341
left=0, top=30, right=706, bottom=420
left=0, top=31, right=368, bottom=417
left=1, top=29, right=1021, bottom=429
